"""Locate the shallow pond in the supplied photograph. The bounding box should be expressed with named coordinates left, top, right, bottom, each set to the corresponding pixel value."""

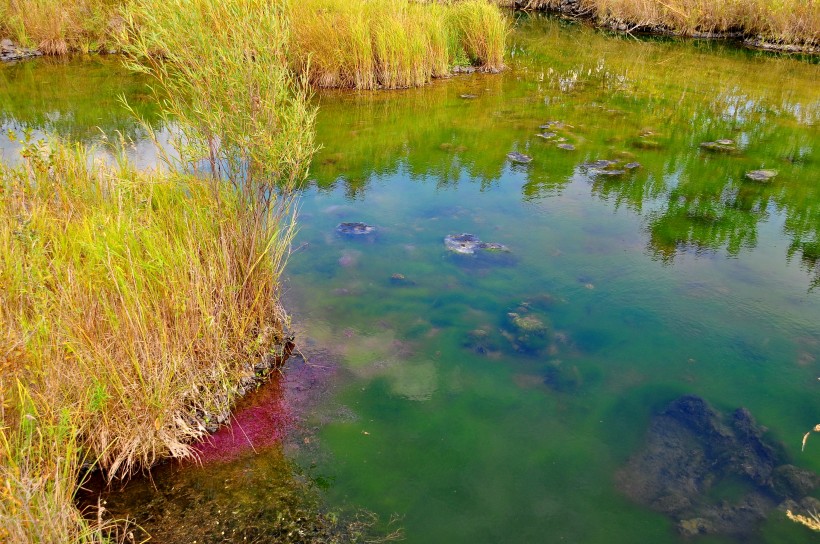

left=3, top=13, right=820, bottom=544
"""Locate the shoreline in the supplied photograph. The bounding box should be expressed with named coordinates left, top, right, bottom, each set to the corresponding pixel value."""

left=511, top=1, right=819, bottom=54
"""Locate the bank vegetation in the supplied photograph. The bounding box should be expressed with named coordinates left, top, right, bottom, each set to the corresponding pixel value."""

left=3, top=0, right=816, bottom=58
left=501, top=0, right=818, bottom=48
left=1, top=0, right=314, bottom=541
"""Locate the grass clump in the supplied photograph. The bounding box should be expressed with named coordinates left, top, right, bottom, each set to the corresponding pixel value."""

left=2, top=0, right=316, bottom=541
left=287, top=0, right=508, bottom=89
left=0, top=0, right=122, bottom=54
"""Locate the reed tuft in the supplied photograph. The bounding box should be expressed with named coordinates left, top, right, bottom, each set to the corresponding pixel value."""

left=287, top=0, right=508, bottom=89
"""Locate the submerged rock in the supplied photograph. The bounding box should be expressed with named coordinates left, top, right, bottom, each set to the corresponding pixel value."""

left=444, top=233, right=509, bottom=255
left=542, top=360, right=583, bottom=393
left=616, top=395, right=819, bottom=537
left=624, top=162, right=642, bottom=169
left=336, top=222, right=376, bottom=235
left=632, top=138, right=662, bottom=150
left=591, top=168, right=626, bottom=177
left=700, top=139, right=738, bottom=153
left=502, top=307, right=550, bottom=353
left=389, top=273, right=415, bottom=286
left=464, top=328, right=500, bottom=355
left=540, top=121, right=569, bottom=130
left=583, top=159, right=619, bottom=169
left=507, top=151, right=533, bottom=164
left=745, top=169, right=778, bottom=182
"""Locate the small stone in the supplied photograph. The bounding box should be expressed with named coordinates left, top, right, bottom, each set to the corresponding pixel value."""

left=591, top=169, right=625, bottom=177
left=507, top=152, right=532, bottom=164
left=445, top=233, right=509, bottom=255
left=584, top=159, right=618, bottom=169
left=633, top=138, right=661, bottom=149
left=745, top=169, right=778, bottom=182
left=336, top=222, right=375, bottom=235
left=390, top=273, right=415, bottom=286
left=459, top=93, right=478, bottom=99
left=1, top=39, right=14, bottom=51
left=700, top=140, right=737, bottom=153
left=557, top=143, right=575, bottom=151
left=624, top=162, right=642, bottom=169
left=536, top=132, right=557, bottom=139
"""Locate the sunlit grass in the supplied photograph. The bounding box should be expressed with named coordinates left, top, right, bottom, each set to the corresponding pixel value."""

left=287, top=0, right=508, bottom=89
left=2, top=0, right=317, bottom=541
left=500, top=0, right=819, bottom=46
left=0, top=0, right=121, bottom=54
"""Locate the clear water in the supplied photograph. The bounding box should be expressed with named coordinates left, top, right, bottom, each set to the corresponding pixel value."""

left=3, top=13, right=820, bottom=543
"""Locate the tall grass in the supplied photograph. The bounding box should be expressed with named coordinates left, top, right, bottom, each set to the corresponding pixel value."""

left=2, top=0, right=317, bottom=541
left=589, top=0, right=820, bottom=44
left=287, top=0, right=508, bottom=89
left=0, top=0, right=121, bottom=54
left=500, top=0, right=819, bottom=46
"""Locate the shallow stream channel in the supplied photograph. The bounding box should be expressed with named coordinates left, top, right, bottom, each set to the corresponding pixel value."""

left=3, top=13, right=820, bottom=544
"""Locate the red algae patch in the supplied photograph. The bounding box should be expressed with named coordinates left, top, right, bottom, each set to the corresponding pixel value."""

left=193, top=349, right=339, bottom=464
left=193, top=375, right=293, bottom=464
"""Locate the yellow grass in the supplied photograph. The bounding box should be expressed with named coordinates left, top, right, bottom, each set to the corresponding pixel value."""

left=0, top=0, right=121, bottom=54
left=0, top=135, right=297, bottom=541
left=589, top=0, right=819, bottom=44
left=498, top=0, right=819, bottom=46
left=287, top=0, right=508, bottom=89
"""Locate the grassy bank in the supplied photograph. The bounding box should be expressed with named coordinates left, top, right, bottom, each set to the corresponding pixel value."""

left=502, top=0, right=819, bottom=47
left=0, top=140, right=295, bottom=541
left=1, top=0, right=315, bottom=541
left=1, top=0, right=508, bottom=88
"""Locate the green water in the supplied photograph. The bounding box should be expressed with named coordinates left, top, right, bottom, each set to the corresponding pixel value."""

left=3, top=13, right=820, bottom=543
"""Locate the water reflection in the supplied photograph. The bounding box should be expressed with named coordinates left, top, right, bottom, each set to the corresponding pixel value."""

left=307, top=14, right=819, bottom=286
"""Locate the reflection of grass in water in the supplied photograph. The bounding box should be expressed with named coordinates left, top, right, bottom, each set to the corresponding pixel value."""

left=307, top=14, right=818, bottom=282
left=0, top=57, right=160, bottom=143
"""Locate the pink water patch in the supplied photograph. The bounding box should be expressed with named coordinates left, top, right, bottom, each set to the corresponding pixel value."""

left=193, top=376, right=293, bottom=464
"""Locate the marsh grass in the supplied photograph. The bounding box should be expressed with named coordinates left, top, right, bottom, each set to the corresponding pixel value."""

left=0, top=133, right=299, bottom=540
left=589, top=0, right=819, bottom=45
left=288, top=0, right=508, bottom=89
left=0, top=0, right=121, bottom=54
left=2, top=0, right=317, bottom=541
left=500, top=0, right=819, bottom=46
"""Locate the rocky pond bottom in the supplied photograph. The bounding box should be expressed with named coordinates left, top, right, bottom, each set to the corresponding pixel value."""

left=3, top=12, right=819, bottom=544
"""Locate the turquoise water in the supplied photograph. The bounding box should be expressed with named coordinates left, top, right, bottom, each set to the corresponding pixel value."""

left=3, top=13, right=820, bottom=543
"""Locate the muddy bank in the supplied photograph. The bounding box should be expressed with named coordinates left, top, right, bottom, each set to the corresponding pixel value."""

left=509, top=1, right=818, bottom=54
